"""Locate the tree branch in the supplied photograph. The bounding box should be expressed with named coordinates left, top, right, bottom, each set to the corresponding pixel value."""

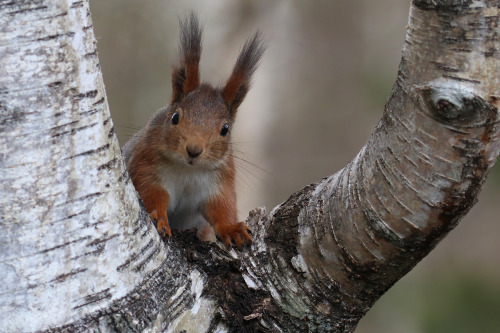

left=0, top=0, right=498, bottom=332
left=237, top=0, right=500, bottom=330
left=0, top=1, right=172, bottom=331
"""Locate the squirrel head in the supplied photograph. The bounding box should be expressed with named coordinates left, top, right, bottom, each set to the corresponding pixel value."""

left=161, top=13, right=265, bottom=168
left=162, top=84, right=232, bottom=168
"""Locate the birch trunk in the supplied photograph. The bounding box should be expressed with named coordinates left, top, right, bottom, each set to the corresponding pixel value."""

left=0, top=0, right=498, bottom=332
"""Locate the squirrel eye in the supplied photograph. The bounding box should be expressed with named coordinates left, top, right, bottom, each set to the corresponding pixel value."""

left=220, top=123, right=229, bottom=136
left=171, top=112, right=179, bottom=125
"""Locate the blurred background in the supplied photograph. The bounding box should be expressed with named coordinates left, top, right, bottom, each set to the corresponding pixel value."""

left=90, top=1, right=500, bottom=332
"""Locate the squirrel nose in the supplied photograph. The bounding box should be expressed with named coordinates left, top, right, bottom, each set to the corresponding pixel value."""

left=186, top=144, right=203, bottom=158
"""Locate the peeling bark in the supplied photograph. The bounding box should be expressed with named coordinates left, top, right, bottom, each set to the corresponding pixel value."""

left=0, top=0, right=498, bottom=332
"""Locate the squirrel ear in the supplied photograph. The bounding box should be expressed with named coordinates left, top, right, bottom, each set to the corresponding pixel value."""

left=222, top=31, right=266, bottom=118
left=171, top=13, right=202, bottom=104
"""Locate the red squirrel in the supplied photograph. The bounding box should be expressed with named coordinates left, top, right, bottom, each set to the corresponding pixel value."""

left=122, top=14, right=265, bottom=247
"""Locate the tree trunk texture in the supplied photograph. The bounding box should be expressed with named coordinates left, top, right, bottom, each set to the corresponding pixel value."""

left=1, top=0, right=499, bottom=332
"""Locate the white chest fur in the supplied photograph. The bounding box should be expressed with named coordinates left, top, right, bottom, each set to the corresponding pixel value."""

left=158, top=163, right=221, bottom=230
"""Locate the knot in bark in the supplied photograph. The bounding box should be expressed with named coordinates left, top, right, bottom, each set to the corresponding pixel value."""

left=420, top=81, right=496, bottom=128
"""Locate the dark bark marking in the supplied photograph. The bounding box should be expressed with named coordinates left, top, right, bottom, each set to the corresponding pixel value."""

left=84, top=50, right=97, bottom=58
left=451, top=47, right=473, bottom=53
left=36, top=34, right=64, bottom=42
left=64, top=143, right=110, bottom=160
left=52, top=209, right=90, bottom=224
left=78, top=108, right=100, bottom=116
left=81, top=219, right=105, bottom=230
left=54, top=11, right=68, bottom=18
left=140, top=225, right=150, bottom=238
left=103, top=116, right=112, bottom=126
left=131, top=220, right=145, bottom=236
left=117, top=167, right=130, bottom=184
left=482, top=49, right=497, bottom=57
left=49, top=120, right=79, bottom=132
left=133, top=242, right=160, bottom=273
left=71, top=1, right=84, bottom=9
left=7, top=5, right=48, bottom=15
left=92, top=97, right=105, bottom=106
left=47, top=81, right=63, bottom=88
left=51, top=268, right=87, bottom=283
left=87, top=234, right=120, bottom=247
left=39, top=236, right=91, bottom=254
left=73, top=89, right=98, bottom=102
left=73, top=288, right=112, bottom=310
left=431, top=61, right=460, bottom=72
left=0, top=1, right=16, bottom=8
left=108, top=126, right=116, bottom=139
left=116, top=238, right=154, bottom=272
left=70, top=246, right=106, bottom=261
left=442, top=36, right=462, bottom=44
left=97, top=157, right=118, bottom=171
left=56, top=192, right=103, bottom=206
left=162, top=284, right=195, bottom=324
left=51, top=122, right=98, bottom=138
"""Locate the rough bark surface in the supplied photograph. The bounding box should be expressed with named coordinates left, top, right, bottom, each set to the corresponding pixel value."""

left=0, top=0, right=498, bottom=332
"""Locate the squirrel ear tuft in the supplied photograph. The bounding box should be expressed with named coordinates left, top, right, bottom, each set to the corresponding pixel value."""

left=222, top=31, right=266, bottom=118
left=171, top=13, right=203, bottom=104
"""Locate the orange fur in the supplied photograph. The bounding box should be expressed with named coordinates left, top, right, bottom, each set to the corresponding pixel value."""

left=204, top=163, right=251, bottom=247
left=140, top=183, right=171, bottom=238
left=222, top=71, right=245, bottom=110
left=222, top=31, right=265, bottom=116
left=171, top=13, right=202, bottom=104
left=126, top=139, right=172, bottom=238
left=183, top=54, right=200, bottom=93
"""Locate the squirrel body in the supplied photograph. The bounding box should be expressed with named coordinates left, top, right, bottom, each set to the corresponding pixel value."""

left=122, top=14, right=264, bottom=246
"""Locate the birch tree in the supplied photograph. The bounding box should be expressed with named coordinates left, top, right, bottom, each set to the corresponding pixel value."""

left=1, top=0, right=499, bottom=332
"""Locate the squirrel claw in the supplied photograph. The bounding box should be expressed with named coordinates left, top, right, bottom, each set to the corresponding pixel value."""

left=217, top=222, right=252, bottom=248
left=149, top=211, right=171, bottom=238
left=157, top=217, right=172, bottom=238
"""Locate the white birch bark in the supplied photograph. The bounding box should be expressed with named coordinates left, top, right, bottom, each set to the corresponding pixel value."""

left=0, top=0, right=498, bottom=332
left=0, top=1, right=169, bottom=331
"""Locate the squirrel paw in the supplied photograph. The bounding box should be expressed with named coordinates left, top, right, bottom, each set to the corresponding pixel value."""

left=216, top=222, right=252, bottom=248
left=149, top=210, right=172, bottom=238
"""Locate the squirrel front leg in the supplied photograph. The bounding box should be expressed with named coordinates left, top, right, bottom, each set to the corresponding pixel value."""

left=205, top=186, right=251, bottom=247
left=138, top=184, right=171, bottom=238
